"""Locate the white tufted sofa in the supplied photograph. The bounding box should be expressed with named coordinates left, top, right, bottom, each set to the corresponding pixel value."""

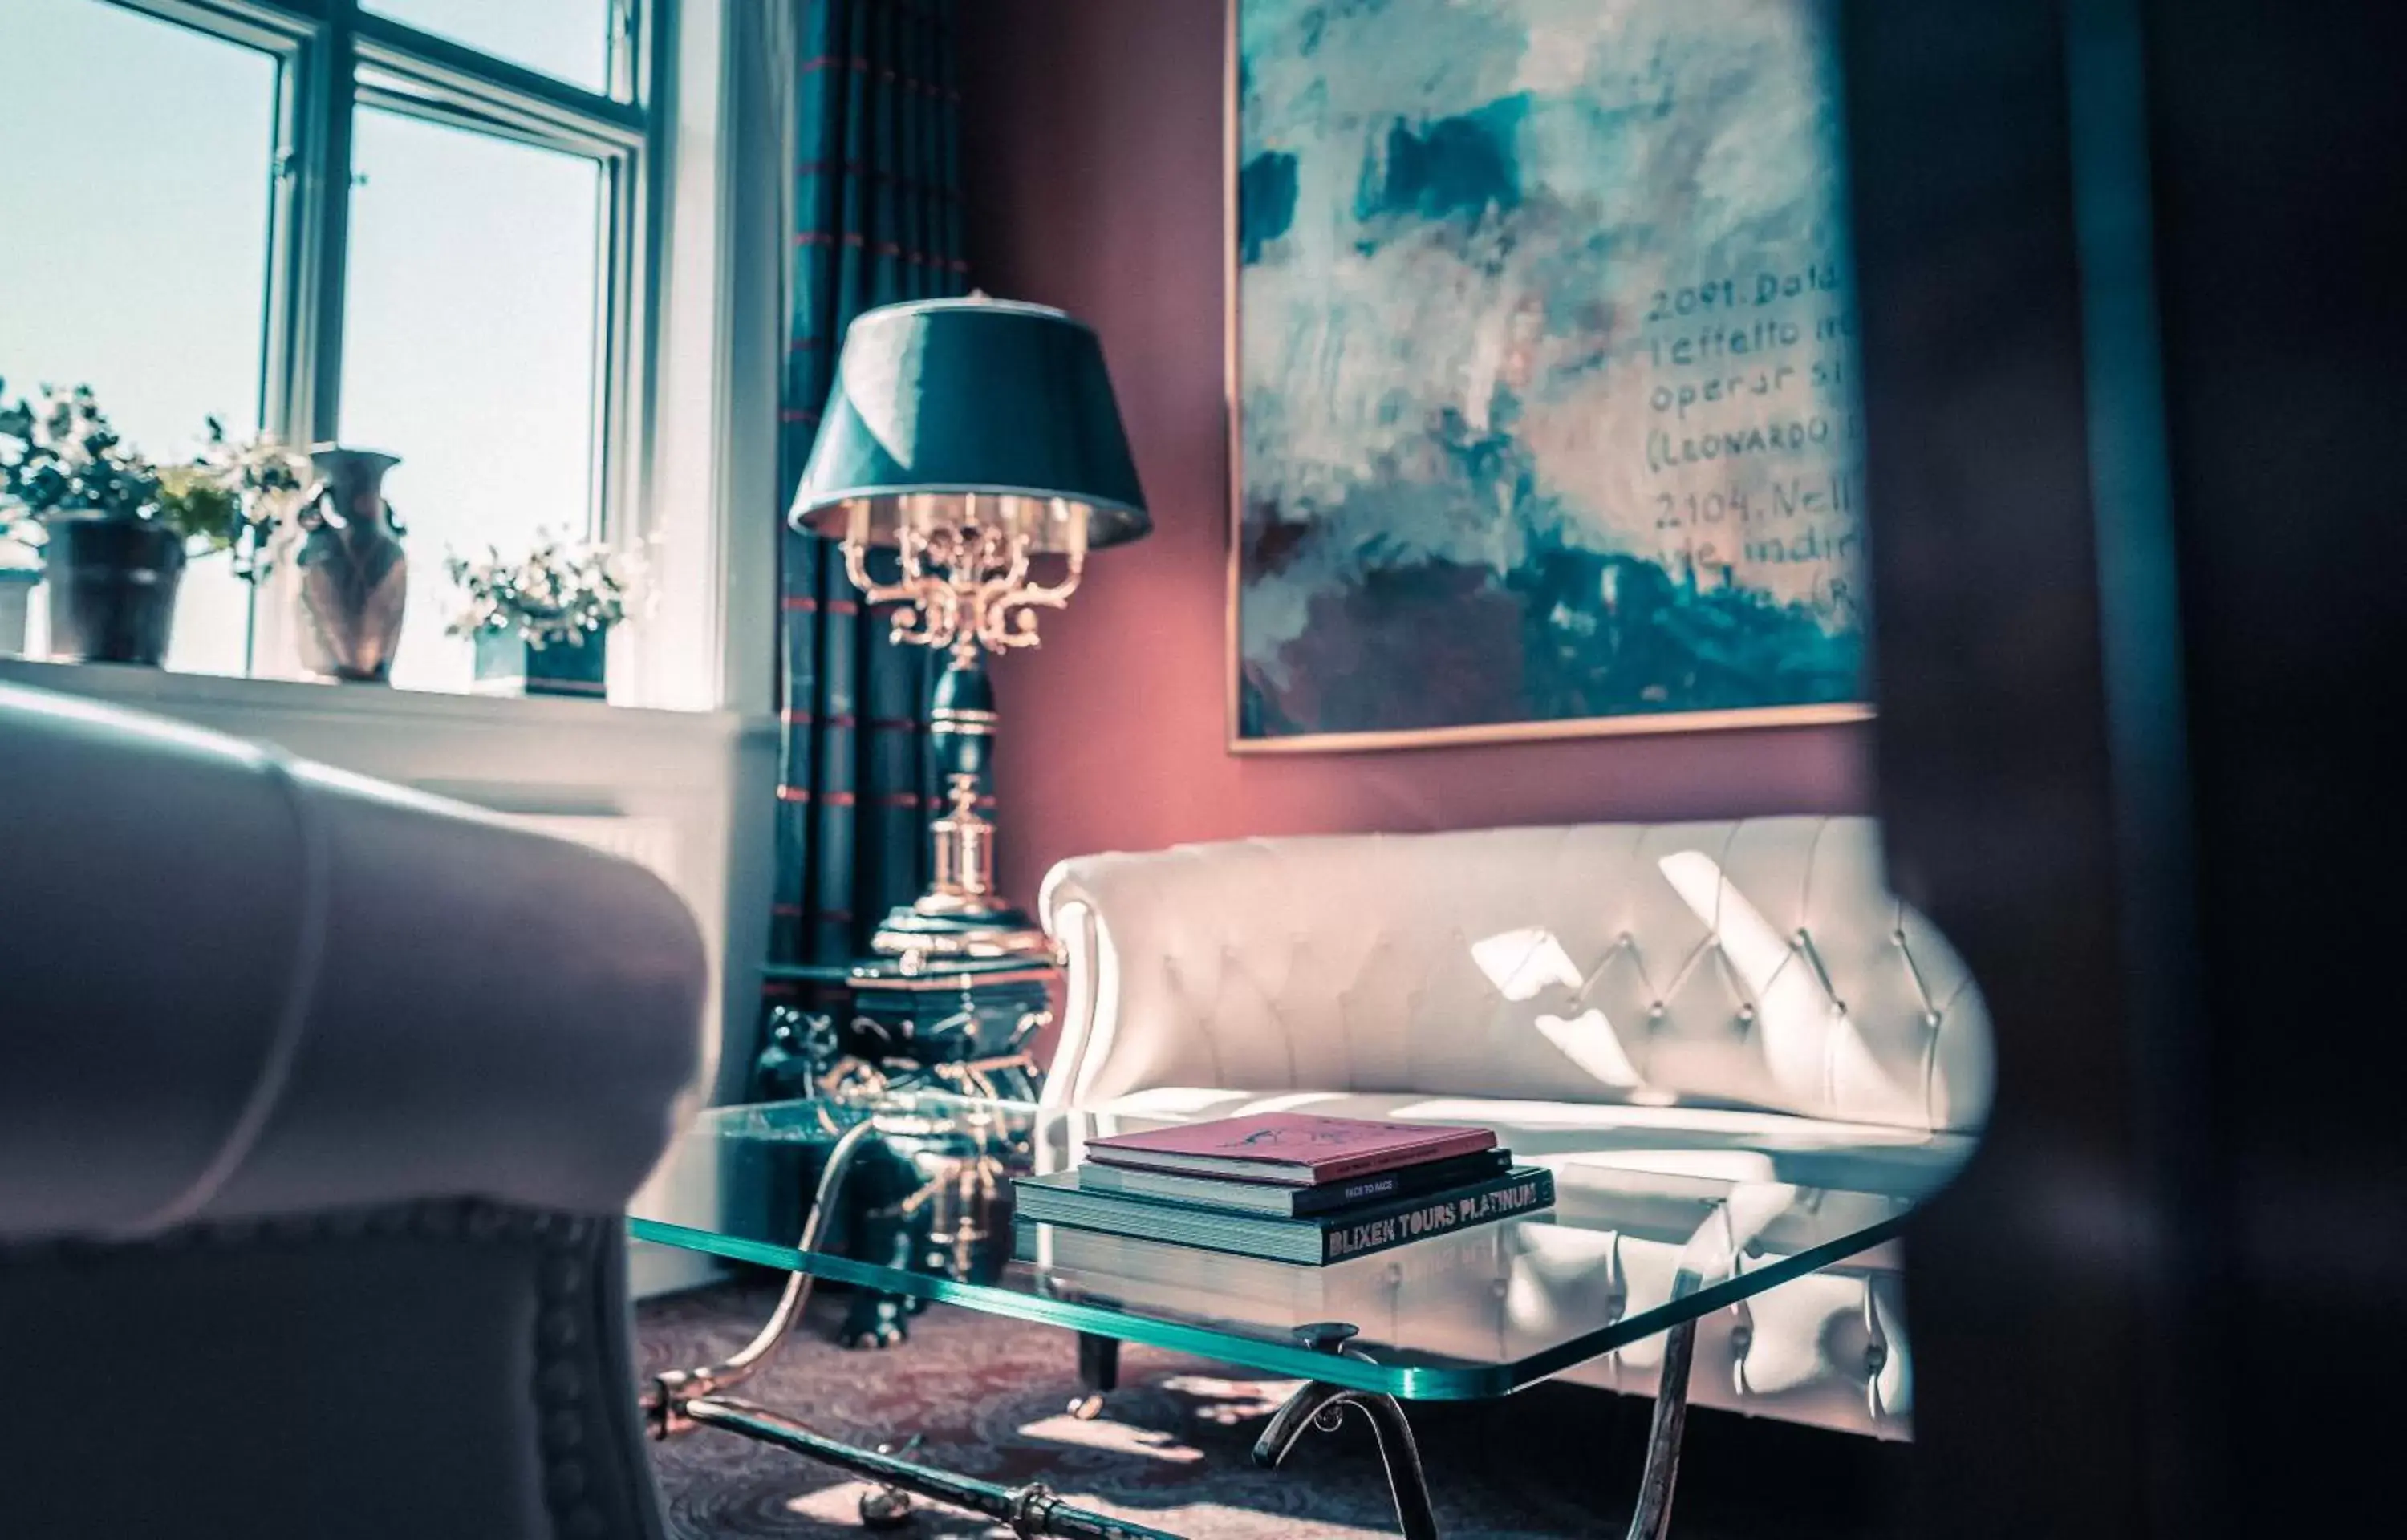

left=1037, top=817, right=1991, bottom=1438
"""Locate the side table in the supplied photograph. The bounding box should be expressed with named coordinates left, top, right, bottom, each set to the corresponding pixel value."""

left=752, top=956, right=1060, bottom=1347
left=757, top=955, right=1057, bottom=1103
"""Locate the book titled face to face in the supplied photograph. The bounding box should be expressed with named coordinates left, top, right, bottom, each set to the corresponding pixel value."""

left=1083, top=1112, right=1498, bottom=1185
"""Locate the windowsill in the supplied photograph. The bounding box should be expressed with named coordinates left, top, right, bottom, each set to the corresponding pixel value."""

left=0, top=654, right=750, bottom=739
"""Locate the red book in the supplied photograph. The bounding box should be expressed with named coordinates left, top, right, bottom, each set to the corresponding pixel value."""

left=1082, top=1112, right=1497, bottom=1186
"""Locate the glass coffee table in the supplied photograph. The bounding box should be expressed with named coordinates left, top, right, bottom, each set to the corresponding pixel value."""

left=630, top=1092, right=1967, bottom=1540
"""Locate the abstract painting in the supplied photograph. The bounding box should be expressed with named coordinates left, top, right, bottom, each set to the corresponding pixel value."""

left=1229, top=0, right=1871, bottom=750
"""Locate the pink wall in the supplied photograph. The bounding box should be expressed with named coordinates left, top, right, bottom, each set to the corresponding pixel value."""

left=959, top=0, right=1872, bottom=909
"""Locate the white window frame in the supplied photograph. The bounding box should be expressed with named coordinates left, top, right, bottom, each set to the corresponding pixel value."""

left=89, top=0, right=681, bottom=687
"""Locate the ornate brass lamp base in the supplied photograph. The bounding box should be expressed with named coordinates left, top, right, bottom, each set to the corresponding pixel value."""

left=870, top=745, right=1059, bottom=967
left=878, top=626, right=1063, bottom=969
left=823, top=494, right=1092, bottom=971
left=870, top=894, right=1057, bottom=967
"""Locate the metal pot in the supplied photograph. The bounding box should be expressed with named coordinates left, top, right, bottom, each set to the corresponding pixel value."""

left=471, top=628, right=609, bottom=698
left=41, top=513, right=186, bottom=666
left=0, top=567, right=36, bottom=657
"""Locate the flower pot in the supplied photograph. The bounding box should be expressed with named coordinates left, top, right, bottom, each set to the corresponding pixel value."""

left=295, top=446, right=407, bottom=683
left=0, top=568, right=36, bottom=657
left=472, top=628, right=607, bottom=698
left=42, top=514, right=186, bottom=666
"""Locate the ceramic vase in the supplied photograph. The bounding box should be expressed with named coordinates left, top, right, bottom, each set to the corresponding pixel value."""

left=40, top=513, right=186, bottom=666
left=295, top=447, right=408, bottom=683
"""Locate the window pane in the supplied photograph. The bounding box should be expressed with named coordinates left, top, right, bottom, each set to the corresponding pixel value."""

left=0, top=0, right=277, bottom=675
left=366, top=0, right=615, bottom=95
left=339, top=107, right=604, bottom=695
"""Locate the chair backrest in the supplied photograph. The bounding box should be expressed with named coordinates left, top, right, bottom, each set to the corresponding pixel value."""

left=0, top=681, right=705, bottom=1538
left=1040, top=817, right=1992, bottom=1134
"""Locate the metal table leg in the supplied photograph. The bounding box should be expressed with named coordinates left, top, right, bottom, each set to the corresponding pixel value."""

left=643, top=1118, right=883, bottom=1435
left=1250, top=1323, right=1442, bottom=1540
left=1622, top=1317, right=1698, bottom=1540
left=1252, top=1376, right=1441, bottom=1540
left=1070, top=1331, right=1120, bottom=1420
left=646, top=1116, right=1184, bottom=1534
left=1248, top=1311, right=1700, bottom=1540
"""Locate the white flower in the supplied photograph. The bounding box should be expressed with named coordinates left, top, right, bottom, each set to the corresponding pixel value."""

left=444, top=530, right=647, bottom=646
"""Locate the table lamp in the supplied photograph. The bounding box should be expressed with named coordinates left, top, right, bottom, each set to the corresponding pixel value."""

left=788, top=296, right=1149, bottom=965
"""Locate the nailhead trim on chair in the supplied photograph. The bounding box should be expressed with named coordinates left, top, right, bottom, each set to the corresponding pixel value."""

left=3, top=1198, right=635, bottom=1540
left=9, top=1197, right=582, bottom=1253
left=532, top=1209, right=610, bottom=1540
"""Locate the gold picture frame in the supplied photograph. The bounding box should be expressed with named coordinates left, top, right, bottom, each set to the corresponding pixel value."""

left=1221, top=0, right=1874, bottom=756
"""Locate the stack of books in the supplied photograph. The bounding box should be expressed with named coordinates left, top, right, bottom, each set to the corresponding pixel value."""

left=1013, top=1112, right=1554, bottom=1265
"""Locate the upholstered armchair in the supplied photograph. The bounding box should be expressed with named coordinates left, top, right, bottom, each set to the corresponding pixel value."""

left=0, top=681, right=708, bottom=1538
left=1040, top=817, right=1992, bottom=1438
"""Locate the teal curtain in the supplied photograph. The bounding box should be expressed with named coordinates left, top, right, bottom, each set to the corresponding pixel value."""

left=767, top=0, right=967, bottom=995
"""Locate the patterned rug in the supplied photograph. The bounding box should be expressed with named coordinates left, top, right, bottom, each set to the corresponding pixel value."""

left=638, top=1281, right=1903, bottom=1538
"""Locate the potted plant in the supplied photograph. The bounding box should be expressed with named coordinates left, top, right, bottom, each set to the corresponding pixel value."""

left=189, top=416, right=315, bottom=586
left=445, top=534, right=637, bottom=698
left=0, top=379, right=286, bottom=667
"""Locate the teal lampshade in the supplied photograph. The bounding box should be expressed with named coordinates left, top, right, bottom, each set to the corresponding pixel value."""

left=789, top=297, right=1149, bottom=552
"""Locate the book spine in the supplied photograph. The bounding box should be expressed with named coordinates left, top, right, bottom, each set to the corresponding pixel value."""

left=1309, top=1131, right=1498, bottom=1184
left=1317, top=1169, right=1403, bottom=1208
left=1287, top=1152, right=1510, bottom=1215
left=1317, top=1169, right=1555, bottom=1263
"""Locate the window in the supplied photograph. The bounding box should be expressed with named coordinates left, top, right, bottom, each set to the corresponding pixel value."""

left=364, top=0, right=621, bottom=96
left=341, top=108, right=606, bottom=692
left=0, top=0, right=661, bottom=691
left=0, top=0, right=280, bottom=675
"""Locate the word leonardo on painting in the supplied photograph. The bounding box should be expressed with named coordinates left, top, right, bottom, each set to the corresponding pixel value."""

left=1228, top=0, right=1872, bottom=750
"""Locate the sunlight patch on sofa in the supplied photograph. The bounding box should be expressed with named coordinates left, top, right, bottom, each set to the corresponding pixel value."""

left=1532, top=1007, right=1643, bottom=1088
left=1657, top=847, right=1902, bottom=1119
left=1468, top=926, right=1587, bottom=1001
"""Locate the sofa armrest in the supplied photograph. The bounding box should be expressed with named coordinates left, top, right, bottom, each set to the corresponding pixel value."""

left=1038, top=841, right=1327, bottom=1106
left=0, top=681, right=708, bottom=1241
left=1039, top=855, right=1204, bottom=1107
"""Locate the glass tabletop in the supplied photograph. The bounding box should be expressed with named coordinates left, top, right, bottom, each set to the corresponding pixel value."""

left=629, top=1092, right=1971, bottom=1401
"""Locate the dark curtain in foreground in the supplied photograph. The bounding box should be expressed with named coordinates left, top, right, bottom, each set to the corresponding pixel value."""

left=767, top=0, right=967, bottom=987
